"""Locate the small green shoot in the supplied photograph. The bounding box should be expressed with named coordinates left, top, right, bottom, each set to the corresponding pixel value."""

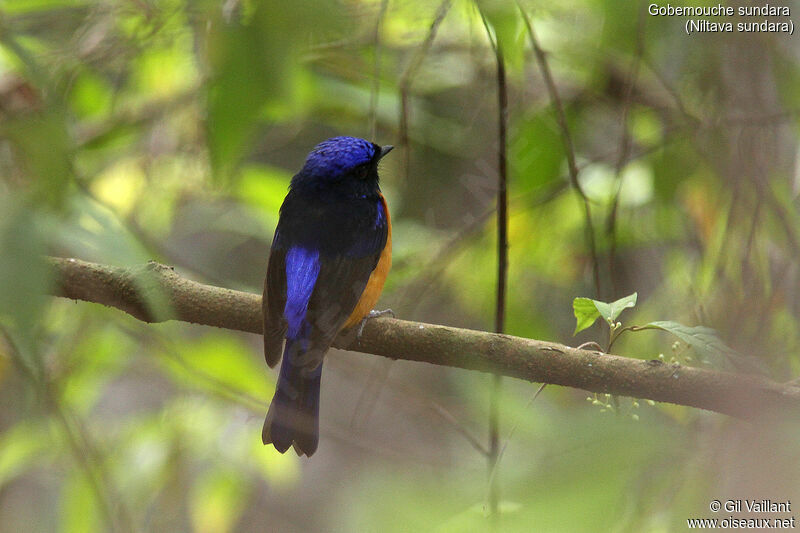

left=573, top=292, right=638, bottom=335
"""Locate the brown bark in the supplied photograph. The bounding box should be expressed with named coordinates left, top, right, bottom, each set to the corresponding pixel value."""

left=47, top=256, right=800, bottom=420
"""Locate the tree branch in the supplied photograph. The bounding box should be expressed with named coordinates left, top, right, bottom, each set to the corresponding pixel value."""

left=47, top=257, right=800, bottom=420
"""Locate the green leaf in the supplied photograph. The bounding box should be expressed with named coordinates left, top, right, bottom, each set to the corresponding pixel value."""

left=476, top=0, right=524, bottom=70
left=0, top=196, right=51, bottom=366
left=573, top=293, right=638, bottom=335
left=643, top=321, right=735, bottom=361
left=206, top=5, right=294, bottom=182
left=511, top=111, right=564, bottom=196
left=1, top=110, right=73, bottom=209
left=594, top=293, right=638, bottom=324
left=204, top=0, right=337, bottom=183
left=69, top=70, right=113, bottom=119
left=573, top=297, right=600, bottom=335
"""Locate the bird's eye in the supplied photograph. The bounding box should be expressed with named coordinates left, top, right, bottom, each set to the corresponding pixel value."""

left=354, top=163, right=369, bottom=180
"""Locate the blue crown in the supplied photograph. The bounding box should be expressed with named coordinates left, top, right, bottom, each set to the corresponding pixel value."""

left=300, top=136, right=377, bottom=178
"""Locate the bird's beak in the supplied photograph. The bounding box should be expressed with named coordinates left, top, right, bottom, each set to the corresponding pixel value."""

left=379, top=145, right=394, bottom=159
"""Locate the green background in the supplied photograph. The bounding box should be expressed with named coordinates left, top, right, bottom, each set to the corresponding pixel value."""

left=1, top=0, right=799, bottom=531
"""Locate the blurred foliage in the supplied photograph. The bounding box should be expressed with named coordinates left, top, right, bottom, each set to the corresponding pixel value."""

left=1, top=0, right=800, bottom=531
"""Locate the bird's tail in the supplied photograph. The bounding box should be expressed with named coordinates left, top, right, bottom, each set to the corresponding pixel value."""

left=262, top=339, right=322, bottom=457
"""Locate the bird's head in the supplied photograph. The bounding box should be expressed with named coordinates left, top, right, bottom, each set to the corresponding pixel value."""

left=292, top=136, right=393, bottom=195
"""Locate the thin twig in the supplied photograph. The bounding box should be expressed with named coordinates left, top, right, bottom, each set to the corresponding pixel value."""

left=606, top=5, right=647, bottom=298
left=393, top=181, right=568, bottom=314
left=339, top=354, right=490, bottom=455
left=381, top=116, right=685, bottom=316
left=429, top=401, right=491, bottom=456
left=397, top=0, right=453, bottom=183
left=0, top=328, right=133, bottom=533
left=476, top=5, right=508, bottom=518
left=349, top=358, right=393, bottom=430
left=485, top=383, right=547, bottom=504
left=76, top=86, right=200, bottom=146
left=490, top=45, right=508, bottom=527
left=369, top=0, right=390, bottom=140
left=518, top=4, right=601, bottom=297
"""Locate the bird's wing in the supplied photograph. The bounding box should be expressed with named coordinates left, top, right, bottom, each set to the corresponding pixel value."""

left=301, top=253, right=382, bottom=356
left=266, top=195, right=388, bottom=369
left=263, top=245, right=287, bottom=368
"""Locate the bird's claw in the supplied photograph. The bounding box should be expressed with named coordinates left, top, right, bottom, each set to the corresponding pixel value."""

left=357, top=308, right=395, bottom=338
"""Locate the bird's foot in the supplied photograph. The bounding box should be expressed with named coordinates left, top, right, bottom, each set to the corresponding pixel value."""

left=357, top=308, right=395, bottom=338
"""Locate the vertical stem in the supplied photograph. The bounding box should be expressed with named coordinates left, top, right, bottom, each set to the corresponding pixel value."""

left=495, top=52, right=508, bottom=336
left=489, top=40, right=508, bottom=522
left=488, top=374, right=501, bottom=518
left=606, top=4, right=646, bottom=298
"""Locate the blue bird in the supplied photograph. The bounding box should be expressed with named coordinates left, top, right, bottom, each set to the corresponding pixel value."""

left=262, top=136, right=393, bottom=456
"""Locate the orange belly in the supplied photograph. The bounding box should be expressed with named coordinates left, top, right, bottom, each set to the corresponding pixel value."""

left=342, top=194, right=392, bottom=329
